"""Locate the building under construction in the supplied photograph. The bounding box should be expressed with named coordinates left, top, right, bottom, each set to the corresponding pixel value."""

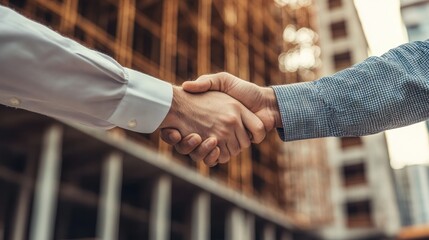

left=0, top=0, right=331, bottom=239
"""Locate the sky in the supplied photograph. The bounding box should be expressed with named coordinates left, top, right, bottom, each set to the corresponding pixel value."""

left=353, top=0, right=429, bottom=169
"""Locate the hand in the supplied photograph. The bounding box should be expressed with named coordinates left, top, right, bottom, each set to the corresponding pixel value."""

left=159, top=86, right=266, bottom=166
left=184, top=72, right=281, bottom=131
left=161, top=72, right=282, bottom=161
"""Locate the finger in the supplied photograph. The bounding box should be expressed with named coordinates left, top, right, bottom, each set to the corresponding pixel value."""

left=234, top=113, right=252, bottom=150
left=204, top=147, right=220, bottom=167
left=189, top=137, right=218, bottom=162
left=160, top=128, right=182, bottom=145
left=224, top=132, right=241, bottom=160
left=216, top=142, right=231, bottom=164
left=174, top=134, right=203, bottom=155
left=241, top=107, right=266, bottom=144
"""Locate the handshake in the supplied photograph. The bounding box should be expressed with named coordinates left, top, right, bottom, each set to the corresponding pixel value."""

left=159, top=72, right=282, bottom=167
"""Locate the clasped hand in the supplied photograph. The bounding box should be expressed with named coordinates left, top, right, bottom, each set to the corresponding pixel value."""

left=159, top=72, right=281, bottom=167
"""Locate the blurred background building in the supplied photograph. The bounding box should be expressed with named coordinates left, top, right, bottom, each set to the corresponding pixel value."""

left=392, top=1, right=429, bottom=238
left=401, top=0, right=429, bottom=42
left=0, top=0, right=330, bottom=239
left=314, top=1, right=401, bottom=239
left=394, top=164, right=429, bottom=226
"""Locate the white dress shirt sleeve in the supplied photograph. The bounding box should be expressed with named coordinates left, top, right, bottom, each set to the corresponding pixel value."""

left=0, top=5, right=173, bottom=133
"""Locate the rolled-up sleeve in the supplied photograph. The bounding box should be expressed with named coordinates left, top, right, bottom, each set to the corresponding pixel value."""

left=0, top=5, right=172, bottom=133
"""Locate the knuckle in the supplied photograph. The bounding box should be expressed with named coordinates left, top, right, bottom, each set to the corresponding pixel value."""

left=217, top=128, right=231, bottom=139
left=209, top=148, right=220, bottom=160
left=204, top=153, right=215, bottom=164
left=217, top=155, right=226, bottom=163
left=175, top=144, right=190, bottom=155
left=218, top=153, right=230, bottom=164
left=219, top=72, right=229, bottom=78
left=254, top=136, right=264, bottom=144
left=190, top=152, right=203, bottom=162
left=191, top=145, right=211, bottom=162
left=204, top=157, right=217, bottom=167
left=218, top=156, right=230, bottom=164
left=184, top=140, right=196, bottom=150
left=231, top=148, right=240, bottom=157
left=202, top=142, right=215, bottom=152
left=231, top=102, right=241, bottom=111
left=228, top=143, right=240, bottom=156
left=242, top=139, right=251, bottom=148
left=223, top=115, right=239, bottom=125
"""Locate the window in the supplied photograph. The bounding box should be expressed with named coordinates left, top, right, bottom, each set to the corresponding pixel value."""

left=407, top=24, right=421, bottom=41
left=407, top=24, right=419, bottom=32
left=330, top=21, right=347, bottom=39
left=346, top=200, right=373, bottom=228
left=328, top=0, right=342, bottom=9
left=340, top=137, right=362, bottom=149
left=333, top=51, right=352, bottom=71
left=342, top=163, right=366, bottom=187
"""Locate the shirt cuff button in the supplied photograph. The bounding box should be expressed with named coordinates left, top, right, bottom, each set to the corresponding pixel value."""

left=9, top=97, right=21, bottom=106
left=127, top=119, right=137, bottom=128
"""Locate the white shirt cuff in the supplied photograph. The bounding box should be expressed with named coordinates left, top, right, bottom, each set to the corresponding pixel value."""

left=107, top=68, right=173, bottom=133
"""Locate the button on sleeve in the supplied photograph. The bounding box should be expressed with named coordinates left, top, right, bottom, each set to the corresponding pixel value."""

left=107, top=68, right=173, bottom=133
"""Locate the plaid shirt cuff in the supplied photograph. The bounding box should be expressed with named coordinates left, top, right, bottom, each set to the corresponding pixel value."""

left=272, top=82, right=332, bottom=141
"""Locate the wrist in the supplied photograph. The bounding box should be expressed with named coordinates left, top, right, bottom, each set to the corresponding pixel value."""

left=262, top=87, right=282, bottom=129
left=160, top=86, right=185, bottom=128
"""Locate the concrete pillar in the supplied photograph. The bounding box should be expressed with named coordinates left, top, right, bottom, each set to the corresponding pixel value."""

left=97, top=152, right=123, bottom=240
left=191, top=192, right=210, bottom=240
left=281, top=231, right=293, bottom=240
left=30, top=125, right=63, bottom=240
left=243, top=214, right=255, bottom=240
left=225, top=207, right=246, bottom=240
left=12, top=178, right=32, bottom=240
left=263, top=223, right=276, bottom=240
left=149, top=175, right=172, bottom=240
left=12, top=150, right=36, bottom=240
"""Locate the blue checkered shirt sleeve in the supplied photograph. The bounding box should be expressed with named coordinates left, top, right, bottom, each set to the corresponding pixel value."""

left=272, top=40, right=429, bottom=141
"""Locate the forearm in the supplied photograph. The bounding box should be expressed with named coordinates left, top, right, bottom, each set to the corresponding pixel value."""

left=273, top=40, right=429, bottom=141
left=0, top=6, right=172, bottom=133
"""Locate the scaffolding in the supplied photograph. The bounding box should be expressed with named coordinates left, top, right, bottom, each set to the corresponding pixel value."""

left=0, top=0, right=332, bottom=232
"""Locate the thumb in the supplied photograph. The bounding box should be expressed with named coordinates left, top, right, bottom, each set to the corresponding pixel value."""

left=183, top=72, right=236, bottom=93
left=182, top=77, right=213, bottom=93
